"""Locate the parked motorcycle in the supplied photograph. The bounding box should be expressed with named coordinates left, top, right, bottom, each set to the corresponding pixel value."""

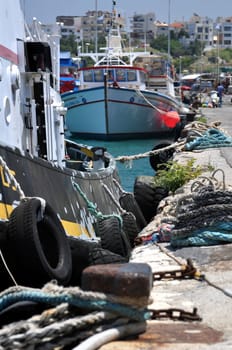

left=210, top=90, right=219, bottom=108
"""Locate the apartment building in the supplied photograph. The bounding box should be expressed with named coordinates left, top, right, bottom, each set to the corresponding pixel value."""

left=55, top=11, right=232, bottom=50
left=129, top=13, right=156, bottom=45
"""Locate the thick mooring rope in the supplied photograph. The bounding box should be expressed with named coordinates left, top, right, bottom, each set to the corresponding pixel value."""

left=139, top=168, right=232, bottom=247
left=184, top=128, right=232, bottom=150
left=114, top=121, right=232, bottom=165
left=0, top=282, right=151, bottom=350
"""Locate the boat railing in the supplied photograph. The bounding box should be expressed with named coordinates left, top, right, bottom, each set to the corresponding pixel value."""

left=65, top=143, right=108, bottom=172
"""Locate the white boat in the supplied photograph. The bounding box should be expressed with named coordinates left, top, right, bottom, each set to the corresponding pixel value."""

left=134, top=54, right=176, bottom=97
left=61, top=1, right=183, bottom=140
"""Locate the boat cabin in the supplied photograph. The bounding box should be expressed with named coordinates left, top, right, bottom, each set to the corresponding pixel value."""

left=77, top=65, right=147, bottom=90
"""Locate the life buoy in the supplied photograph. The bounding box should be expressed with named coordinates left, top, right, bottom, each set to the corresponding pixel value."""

left=5, top=198, right=72, bottom=287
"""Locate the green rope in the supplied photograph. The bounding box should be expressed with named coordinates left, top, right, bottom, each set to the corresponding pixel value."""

left=72, top=181, right=122, bottom=225
left=184, top=128, right=232, bottom=151
left=171, top=221, right=232, bottom=247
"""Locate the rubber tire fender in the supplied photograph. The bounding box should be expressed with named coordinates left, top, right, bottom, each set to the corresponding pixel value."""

left=134, top=176, right=169, bottom=223
left=119, top=192, right=147, bottom=230
left=149, top=142, right=175, bottom=171
left=121, top=212, right=140, bottom=248
left=67, top=237, right=99, bottom=286
left=97, top=216, right=131, bottom=260
left=88, top=246, right=128, bottom=265
left=6, top=198, right=72, bottom=287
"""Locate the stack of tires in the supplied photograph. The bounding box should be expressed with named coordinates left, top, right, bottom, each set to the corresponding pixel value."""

left=0, top=198, right=133, bottom=291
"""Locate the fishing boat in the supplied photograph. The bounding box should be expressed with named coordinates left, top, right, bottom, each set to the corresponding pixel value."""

left=0, top=0, right=132, bottom=280
left=61, top=1, right=183, bottom=141
left=134, top=54, right=176, bottom=97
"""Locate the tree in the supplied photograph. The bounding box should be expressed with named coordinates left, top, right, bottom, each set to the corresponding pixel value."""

left=60, top=35, right=78, bottom=55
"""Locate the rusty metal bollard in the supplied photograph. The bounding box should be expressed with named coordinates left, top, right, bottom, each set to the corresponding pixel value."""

left=81, top=263, right=153, bottom=301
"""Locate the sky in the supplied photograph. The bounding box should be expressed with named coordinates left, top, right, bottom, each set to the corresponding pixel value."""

left=21, top=0, right=232, bottom=25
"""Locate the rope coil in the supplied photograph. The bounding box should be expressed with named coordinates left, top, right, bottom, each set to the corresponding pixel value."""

left=0, top=282, right=151, bottom=349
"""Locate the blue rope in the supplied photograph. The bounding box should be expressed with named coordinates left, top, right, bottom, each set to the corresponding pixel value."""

left=184, top=128, right=232, bottom=151
left=0, top=290, right=151, bottom=321
left=171, top=221, right=232, bottom=247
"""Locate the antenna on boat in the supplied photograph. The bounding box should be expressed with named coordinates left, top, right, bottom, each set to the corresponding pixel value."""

left=112, top=0, right=117, bottom=23
left=95, top=0, right=98, bottom=54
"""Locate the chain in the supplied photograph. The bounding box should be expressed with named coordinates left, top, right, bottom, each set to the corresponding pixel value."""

left=149, top=307, right=202, bottom=321
left=153, top=258, right=202, bottom=281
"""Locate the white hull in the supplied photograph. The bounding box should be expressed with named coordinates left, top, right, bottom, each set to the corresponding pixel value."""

left=63, top=86, right=181, bottom=140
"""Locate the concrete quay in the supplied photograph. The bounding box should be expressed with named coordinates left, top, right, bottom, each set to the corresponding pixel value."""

left=100, top=96, right=232, bottom=350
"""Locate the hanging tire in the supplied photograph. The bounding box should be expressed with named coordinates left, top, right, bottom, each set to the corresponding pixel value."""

left=97, top=216, right=131, bottom=260
left=0, top=222, right=14, bottom=291
left=134, top=176, right=169, bottom=223
left=119, top=192, right=147, bottom=230
left=0, top=221, right=8, bottom=245
left=5, top=198, right=72, bottom=287
left=149, top=142, right=175, bottom=171
left=67, top=236, right=99, bottom=286
left=88, top=246, right=128, bottom=265
left=121, top=212, right=140, bottom=248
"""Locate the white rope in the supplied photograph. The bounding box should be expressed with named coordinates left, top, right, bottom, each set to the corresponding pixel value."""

left=0, top=155, right=25, bottom=200
left=102, top=183, right=126, bottom=214
left=115, top=140, right=184, bottom=163
left=114, top=121, right=226, bottom=164
left=72, top=321, right=146, bottom=350
left=135, top=89, right=172, bottom=113
left=0, top=249, right=18, bottom=286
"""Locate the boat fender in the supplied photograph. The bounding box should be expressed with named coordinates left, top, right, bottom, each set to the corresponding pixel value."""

left=10, top=64, right=20, bottom=90
left=149, top=142, right=175, bottom=171
left=0, top=220, right=9, bottom=244
left=67, top=237, right=99, bottom=286
left=119, top=192, right=147, bottom=231
left=5, top=198, right=72, bottom=287
left=96, top=216, right=131, bottom=260
left=134, top=176, right=169, bottom=223
left=121, top=211, right=140, bottom=248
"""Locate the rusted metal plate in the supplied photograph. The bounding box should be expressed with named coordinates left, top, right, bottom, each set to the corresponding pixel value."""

left=99, top=321, right=223, bottom=350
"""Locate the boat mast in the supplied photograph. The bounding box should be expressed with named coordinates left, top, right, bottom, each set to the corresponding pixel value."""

left=95, top=0, right=98, bottom=54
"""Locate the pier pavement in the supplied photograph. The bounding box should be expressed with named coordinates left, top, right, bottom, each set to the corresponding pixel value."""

left=100, top=95, right=232, bottom=350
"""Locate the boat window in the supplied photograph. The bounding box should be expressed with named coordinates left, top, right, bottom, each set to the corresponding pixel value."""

left=25, top=42, right=52, bottom=73
left=94, top=69, right=104, bottom=82
left=83, top=70, right=94, bottom=82
left=107, top=69, right=115, bottom=81
left=140, top=71, right=146, bottom=83
left=127, top=69, right=137, bottom=81
left=116, top=69, right=126, bottom=81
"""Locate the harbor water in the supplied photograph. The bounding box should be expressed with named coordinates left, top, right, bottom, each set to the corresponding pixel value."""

left=69, top=137, right=167, bottom=192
